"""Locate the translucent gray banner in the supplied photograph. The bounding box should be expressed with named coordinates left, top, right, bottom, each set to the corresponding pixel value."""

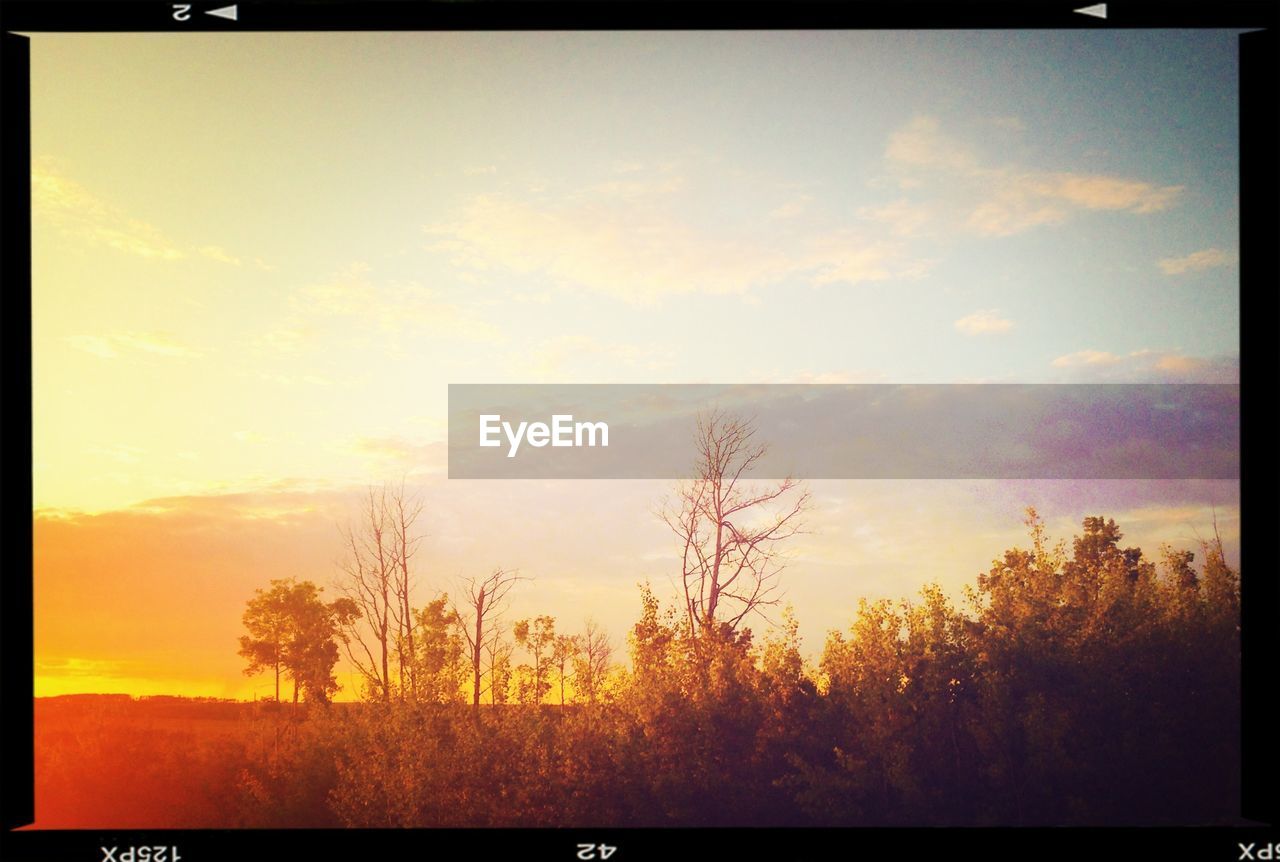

left=447, top=384, right=1238, bottom=480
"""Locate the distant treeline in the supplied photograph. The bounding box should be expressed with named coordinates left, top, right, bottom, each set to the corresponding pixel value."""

left=35, top=512, right=1240, bottom=828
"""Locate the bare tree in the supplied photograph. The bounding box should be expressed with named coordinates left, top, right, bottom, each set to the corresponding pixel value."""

left=574, top=618, right=613, bottom=704
left=386, top=483, right=425, bottom=699
left=452, top=568, right=524, bottom=715
left=334, top=484, right=424, bottom=702
left=660, top=410, right=810, bottom=642
left=335, top=488, right=394, bottom=701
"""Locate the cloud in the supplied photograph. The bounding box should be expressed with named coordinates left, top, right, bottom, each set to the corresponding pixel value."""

left=343, top=436, right=447, bottom=475
left=805, top=232, right=928, bottom=286
left=198, top=245, right=241, bottom=265
left=33, top=160, right=245, bottom=264
left=425, top=169, right=930, bottom=303
left=768, top=369, right=887, bottom=384
left=1052, top=349, right=1123, bottom=367
left=256, top=371, right=332, bottom=387
left=268, top=263, right=502, bottom=347
left=857, top=199, right=936, bottom=236
left=65, top=331, right=202, bottom=359
left=86, top=444, right=147, bottom=464
left=961, top=172, right=1182, bottom=238
left=886, top=116, right=978, bottom=173
left=1051, top=348, right=1238, bottom=383
left=882, top=116, right=1184, bottom=237
left=35, top=657, right=144, bottom=679
left=256, top=327, right=311, bottom=354
left=770, top=195, right=812, bottom=219
left=529, top=334, right=674, bottom=378
left=33, top=163, right=183, bottom=260
left=964, top=195, right=1066, bottom=237
left=1042, top=174, right=1182, bottom=214
left=1158, top=248, right=1237, bottom=275
left=427, top=192, right=792, bottom=302
left=954, top=309, right=1014, bottom=336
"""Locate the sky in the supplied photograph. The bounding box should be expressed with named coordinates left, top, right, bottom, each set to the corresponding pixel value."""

left=28, top=30, right=1241, bottom=699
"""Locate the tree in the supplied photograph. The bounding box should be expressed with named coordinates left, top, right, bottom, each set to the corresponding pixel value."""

left=238, top=578, right=358, bottom=703
left=452, top=568, right=524, bottom=713
left=660, top=410, right=811, bottom=643
left=484, top=624, right=515, bottom=705
left=334, top=484, right=424, bottom=702
left=573, top=618, right=613, bottom=704
left=388, top=484, right=425, bottom=700
left=551, top=633, right=582, bottom=707
left=513, top=615, right=557, bottom=705
left=414, top=595, right=467, bottom=703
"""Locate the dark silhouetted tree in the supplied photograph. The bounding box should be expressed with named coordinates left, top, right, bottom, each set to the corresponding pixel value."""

left=660, top=410, right=810, bottom=645
left=239, top=578, right=358, bottom=703
left=453, top=568, right=524, bottom=714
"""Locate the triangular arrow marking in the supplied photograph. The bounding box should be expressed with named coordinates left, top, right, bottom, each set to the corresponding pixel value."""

left=206, top=4, right=238, bottom=20
left=1074, top=3, right=1107, bottom=18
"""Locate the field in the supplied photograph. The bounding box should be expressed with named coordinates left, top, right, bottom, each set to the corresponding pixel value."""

left=34, top=695, right=308, bottom=828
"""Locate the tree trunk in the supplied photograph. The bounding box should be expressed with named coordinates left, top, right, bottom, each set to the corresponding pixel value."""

left=401, top=554, right=415, bottom=699
left=472, top=615, right=483, bottom=710
left=471, top=588, right=486, bottom=715
left=274, top=659, right=280, bottom=702
left=380, top=619, right=390, bottom=703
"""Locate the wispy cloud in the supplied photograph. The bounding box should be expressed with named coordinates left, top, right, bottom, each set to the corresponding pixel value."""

left=34, top=164, right=184, bottom=260
left=261, top=263, right=502, bottom=350
left=256, top=326, right=312, bottom=354
left=804, top=231, right=929, bottom=287
left=65, top=331, right=202, bottom=359
left=886, top=116, right=979, bottom=173
left=770, top=195, right=812, bottom=220
left=954, top=309, right=1014, bottom=336
left=1158, top=247, right=1237, bottom=275
left=528, top=334, right=675, bottom=378
left=35, top=657, right=143, bottom=679
left=857, top=199, right=936, bottom=236
left=426, top=116, right=1172, bottom=304
left=768, top=369, right=887, bottom=384
left=86, top=443, right=147, bottom=464
left=198, top=245, right=241, bottom=265
left=33, top=160, right=245, bottom=264
left=1052, top=349, right=1123, bottom=367
left=883, top=116, right=1184, bottom=237
left=426, top=176, right=929, bottom=303
left=256, top=371, right=332, bottom=386
left=341, top=436, right=447, bottom=476
left=1051, top=348, right=1238, bottom=383
left=427, top=192, right=793, bottom=301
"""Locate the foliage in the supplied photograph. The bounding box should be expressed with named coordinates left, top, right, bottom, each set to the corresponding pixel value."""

left=238, top=578, right=358, bottom=703
left=43, top=512, right=1241, bottom=828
